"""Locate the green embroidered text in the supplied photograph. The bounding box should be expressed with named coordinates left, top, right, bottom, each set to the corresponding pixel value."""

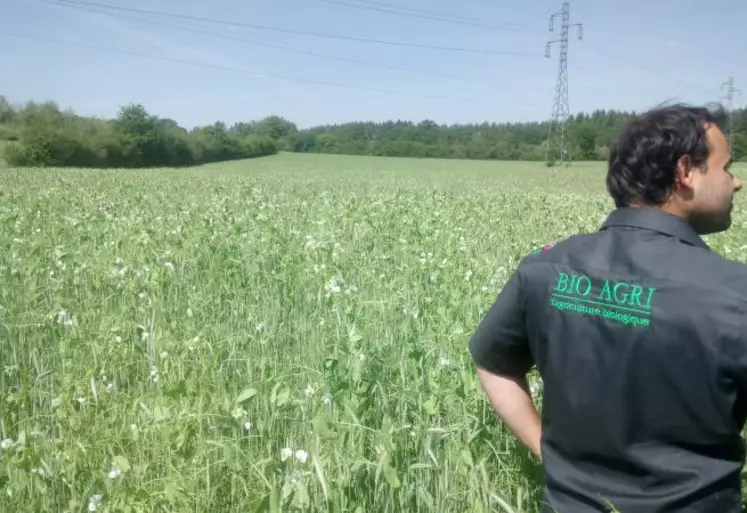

left=549, top=272, right=656, bottom=327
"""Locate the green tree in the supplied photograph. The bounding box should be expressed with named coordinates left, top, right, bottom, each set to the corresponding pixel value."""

left=1, top=95, right=744, bottom=167
left=573, top=125, right=597, bottom=160
left=732, top=133, right=747, bottom=162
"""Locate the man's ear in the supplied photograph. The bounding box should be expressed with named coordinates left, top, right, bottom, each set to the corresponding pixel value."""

left=674, top=155, right=696, bottom=190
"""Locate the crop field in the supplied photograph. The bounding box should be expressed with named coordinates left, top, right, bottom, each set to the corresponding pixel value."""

left=2, top=153, right=747, bottom=513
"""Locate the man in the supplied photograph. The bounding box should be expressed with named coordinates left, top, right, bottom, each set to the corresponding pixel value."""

left=469, top=103, right=745, bottom=512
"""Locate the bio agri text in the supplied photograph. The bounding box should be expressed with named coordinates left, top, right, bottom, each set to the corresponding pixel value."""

left=553, top=272, right=656, bottom=311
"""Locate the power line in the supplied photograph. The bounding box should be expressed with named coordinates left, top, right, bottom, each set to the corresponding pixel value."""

left=579, top=43, right=720, bottom=98
left=52, top=0, right=704, bottom=109
left=39, top=0, right=464, bottom=80
left=41, top=0, right=492, bottom=85
left=46, top=0, right=541, bottom=57
left=320, top=0, right=542, bottom=34
left=30, top=0, right=732, bottom=117
left=545, top=1, right=582, bottom=168
left=0, top=29, right=501, bottom=104
left=340, top=0, right=535, bottom=32
left=570, top=63, right=667, bottom=99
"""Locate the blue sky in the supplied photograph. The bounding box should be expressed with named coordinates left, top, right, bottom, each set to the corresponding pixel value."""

left=3, top=0, right=745, bottom=129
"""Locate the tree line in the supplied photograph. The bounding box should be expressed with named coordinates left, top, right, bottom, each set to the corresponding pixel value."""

left=0, top=97, right=280, bottom=168
left=1, top=95, right=745, bottom=168
left=288, top=109, right=747, bottom=163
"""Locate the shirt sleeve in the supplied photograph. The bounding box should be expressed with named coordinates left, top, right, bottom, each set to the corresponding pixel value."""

left=469, top=265, right=534, bottom=379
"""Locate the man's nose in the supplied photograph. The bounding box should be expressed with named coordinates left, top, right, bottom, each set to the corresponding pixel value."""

left=734, top=176, right=743, bottom=192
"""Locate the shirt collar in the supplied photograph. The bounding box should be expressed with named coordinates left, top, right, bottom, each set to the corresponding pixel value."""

left=600, top=207, right=710, bottom=250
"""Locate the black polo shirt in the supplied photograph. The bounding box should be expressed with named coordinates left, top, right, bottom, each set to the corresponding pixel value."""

left=469, top=207, right=747, bottom=513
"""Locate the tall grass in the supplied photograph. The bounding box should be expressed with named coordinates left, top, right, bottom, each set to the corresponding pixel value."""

left=1, top=155, right=746, bottom=512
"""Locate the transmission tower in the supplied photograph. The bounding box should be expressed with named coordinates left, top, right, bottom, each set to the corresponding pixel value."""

left=722, top=77, right=741, bottom=153
left=545, top=2, right=582, bottom=168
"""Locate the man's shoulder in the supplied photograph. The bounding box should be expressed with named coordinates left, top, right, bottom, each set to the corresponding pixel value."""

left=691, top=247, right=747, bottom=296
left=518, top=231, right=747, bottom=304
left=520, top=232, right=596, bottom=265
left=526, top=241, right=561, bottom=258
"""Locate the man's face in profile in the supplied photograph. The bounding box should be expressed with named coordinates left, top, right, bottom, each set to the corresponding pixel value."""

left=688, top=125, right=742, bottom=235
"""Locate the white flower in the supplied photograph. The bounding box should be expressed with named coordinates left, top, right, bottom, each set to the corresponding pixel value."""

left=56, top=310, right=76, bottom=328
left=530, top=377, right=544, bottom=396
left=244, top=421, right=252, bottom=432
left=459, top=236, right=468, bottom=250
left=51, top=397, right=61, bottom=409
left=160, top=351, right=168, bottom=360
left=325, top=275, right=343, bottom=295
left=322, top=392, right=333, bottom=406
left=403, top=306, right=419, bottom=319
left=107, top=468, right=121, bottom=479
left=295, top=450, right=309, bottom=464
left=281, top=447, right=293, bottom=462
left=305, top=235, right=319, bottom=250
left=304, top=384, right=315, bottom=397
left=439, top=357, right=451, bottom=367
left=88, top=494, right=102, bottom=512
left=164, top=262, right=175, bottom=271
left=465, top=270, right=473, bottom=281
left=106, top=383, right=114, bottom=394
left=31, top=467, right=49, bottom=477
left=0, top=438, right=13, bottom=450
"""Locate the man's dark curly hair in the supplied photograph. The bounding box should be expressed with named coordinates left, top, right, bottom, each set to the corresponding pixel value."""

left=606, top=103, right=729, bottom=208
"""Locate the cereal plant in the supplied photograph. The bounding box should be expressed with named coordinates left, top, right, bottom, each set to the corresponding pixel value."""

left=1, top=154, right=746, bottom=512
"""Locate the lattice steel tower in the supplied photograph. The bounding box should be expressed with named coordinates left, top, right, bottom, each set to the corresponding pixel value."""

left=722, top=77, right=741, bottom=153
left=545, top=2, right=582, bottom=168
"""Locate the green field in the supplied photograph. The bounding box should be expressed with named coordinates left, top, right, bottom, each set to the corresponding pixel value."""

left=2, top=153, right=747, bottom=513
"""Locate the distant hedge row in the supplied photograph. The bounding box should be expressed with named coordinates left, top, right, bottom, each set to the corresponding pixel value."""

left=287, top=110, right=747, bottom=163
left=2, top=95, right=745, bottom=167
left=0, top=98, right=291, bottom=168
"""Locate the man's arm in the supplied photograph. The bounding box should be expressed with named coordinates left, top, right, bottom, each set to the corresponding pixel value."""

left=469, top=264, right=542, bottom=460
left=475, top=367, right=542, bottom=460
